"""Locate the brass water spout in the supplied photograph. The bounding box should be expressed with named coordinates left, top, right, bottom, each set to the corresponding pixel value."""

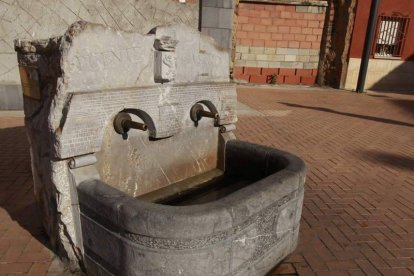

left=114, top=112, right=147, bottom=138
left=190, top=103, right=219, bottom=126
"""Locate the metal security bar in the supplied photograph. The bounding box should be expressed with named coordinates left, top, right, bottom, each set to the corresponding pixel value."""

left=374, top=15, right=410, bottom=58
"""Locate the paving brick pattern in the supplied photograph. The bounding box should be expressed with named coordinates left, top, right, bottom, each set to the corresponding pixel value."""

left=235, top=88, right=414, bottom=275
left=0, top=116, right=70, bottom=275
left=0, top=87, right=413, bottom=275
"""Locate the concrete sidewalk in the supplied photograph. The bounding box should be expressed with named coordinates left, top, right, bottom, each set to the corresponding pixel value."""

left=0, top=87, right=413, bottom=275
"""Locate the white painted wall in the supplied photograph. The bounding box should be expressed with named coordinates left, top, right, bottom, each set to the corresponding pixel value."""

left=345, top=58, right=414, bottom=91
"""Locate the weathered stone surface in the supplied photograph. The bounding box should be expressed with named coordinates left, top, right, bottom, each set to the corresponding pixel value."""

left=15, top=20, right=305, bottom=276
left=15, top=21, right=236, bottom=270
left=154, top=51, right=177, bottom=82
left=154, top=36, right=179, bottom=51
left=0, top=0, right=199, bottom=85
left=78, top=141, right=306, bottom=275
left=16, top=22, right=233, bottom=158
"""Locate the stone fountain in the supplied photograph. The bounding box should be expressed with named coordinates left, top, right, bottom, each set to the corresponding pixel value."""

left=15, top=21, right=306, bottom=275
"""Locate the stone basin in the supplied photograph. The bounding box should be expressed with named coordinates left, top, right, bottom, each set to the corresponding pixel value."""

left=14, top=21, right=306, bottom=275
left=78, top=140, right=306, bottom=275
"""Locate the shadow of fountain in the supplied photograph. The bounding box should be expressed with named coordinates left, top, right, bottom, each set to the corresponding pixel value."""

left=0, top=126, right=52, bottom=250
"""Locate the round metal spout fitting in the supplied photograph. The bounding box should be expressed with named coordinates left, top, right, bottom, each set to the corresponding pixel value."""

left=114, top=112, right=147, bottom=136
left=190, top=103, right=219, bottom=126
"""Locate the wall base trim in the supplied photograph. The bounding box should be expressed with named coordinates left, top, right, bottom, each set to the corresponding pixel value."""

left=239, top=0, right=328, bottom=7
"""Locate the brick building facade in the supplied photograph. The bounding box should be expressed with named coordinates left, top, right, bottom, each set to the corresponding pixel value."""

left=344, top=0, right=414, bottom=91
left=233, top=1, right=327, bottom=85
left=316, top=0, right=414, bottom=91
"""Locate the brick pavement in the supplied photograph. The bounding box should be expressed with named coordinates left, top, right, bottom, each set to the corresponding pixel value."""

left=0, top=115, right=71, bottom=275
left=0, top=87, right=413, bottom=275
left=236, top=87, right=414, bottom=276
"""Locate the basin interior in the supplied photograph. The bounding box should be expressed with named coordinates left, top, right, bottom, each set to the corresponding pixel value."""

left=163, top=173, right=252, bottom=206
left=137, top=151, right=288, bottom=206
left=138, top=170, right=253, bottom=205
left=76, top=141, right=306, bottom=276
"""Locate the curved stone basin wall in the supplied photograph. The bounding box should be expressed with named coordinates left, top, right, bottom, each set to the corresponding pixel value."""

left=78, top=140, right=306, bottom=275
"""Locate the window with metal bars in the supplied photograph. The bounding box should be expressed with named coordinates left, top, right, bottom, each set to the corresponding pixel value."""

left=373, top=15, right=410, bottom=58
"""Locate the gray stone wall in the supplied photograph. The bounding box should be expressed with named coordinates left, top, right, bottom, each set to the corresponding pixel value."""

left=0, top=85, right=22, bottom=109
left=0, top=0, right=198, bottom=109
left=1, top=0, right=198, bottom=84
left=200, top=0, right=234, bottom=49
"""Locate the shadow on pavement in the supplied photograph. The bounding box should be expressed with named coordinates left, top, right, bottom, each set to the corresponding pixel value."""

left=279, top=102, right=414, bottom=128
left=0, top=126, right=52, bottom=250
left=367, top=94, right=389, bottom=98
left=359, top=150, right=414, bottom=171
left=388, top=99, right=414, bottom=116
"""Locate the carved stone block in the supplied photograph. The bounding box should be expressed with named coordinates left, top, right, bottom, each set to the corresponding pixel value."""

left=154, top=36, right=178, bottom=51
left=154, top=51, right=176, bottom=83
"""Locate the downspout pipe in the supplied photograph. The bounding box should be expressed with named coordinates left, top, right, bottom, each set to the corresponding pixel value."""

left=356, top=0, right=381, bottom=93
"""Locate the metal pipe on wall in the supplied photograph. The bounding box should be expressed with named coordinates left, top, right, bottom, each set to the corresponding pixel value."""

left=356, top=0, right=381, bottom=93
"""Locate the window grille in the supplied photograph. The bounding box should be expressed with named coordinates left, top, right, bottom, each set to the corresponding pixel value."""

left=374, top=16, right=410, bottom=58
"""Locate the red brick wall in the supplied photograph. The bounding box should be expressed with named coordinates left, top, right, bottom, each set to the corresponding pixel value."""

left=234, top=2, right=326, bottom=85
left=234, top=67, right=319, bottom=85
left=236, top=3, right=324, bottom=49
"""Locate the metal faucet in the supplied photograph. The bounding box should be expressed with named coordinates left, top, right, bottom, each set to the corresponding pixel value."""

left=190, top=103, right=219, bottom=127
left=114, top=112, right=147, bottom=139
